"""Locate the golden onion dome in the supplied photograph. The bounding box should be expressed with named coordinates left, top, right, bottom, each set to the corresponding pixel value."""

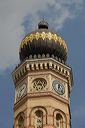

left=19, top=20, right=68, bottom=62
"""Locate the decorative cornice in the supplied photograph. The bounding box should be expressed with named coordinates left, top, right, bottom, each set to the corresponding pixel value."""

left=12, top=58, right=73, bottom=92
left=20, top=32, right=67, bottom=52
left=14, top=91, right=69, bottom=111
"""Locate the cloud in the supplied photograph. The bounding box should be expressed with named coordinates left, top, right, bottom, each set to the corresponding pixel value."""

left=0, top=0, right=84, bottom=71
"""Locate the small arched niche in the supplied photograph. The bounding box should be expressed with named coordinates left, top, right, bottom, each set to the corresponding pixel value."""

left=18, top=116, right=24, bottom=128
left=54, top=110, right=67, bottom=128
left=56, top=113, right=63, bottom=128
left=29, top=106, right=47, bottom=127
left=35, top=110, right=43, bottom=128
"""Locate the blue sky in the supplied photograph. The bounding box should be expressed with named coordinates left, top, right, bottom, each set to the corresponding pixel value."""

left=0, top=0, right=85, bottom=127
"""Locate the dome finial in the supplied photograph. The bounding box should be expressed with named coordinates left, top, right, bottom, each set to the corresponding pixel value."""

left=38, top=20, right=49, bottom=29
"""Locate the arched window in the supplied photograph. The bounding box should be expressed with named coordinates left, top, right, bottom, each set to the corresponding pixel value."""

left=18, top=116, right=24, bottom=128
left=56, top=113, right=63, bottom=128
left=35, top=110, right=43, bottom=128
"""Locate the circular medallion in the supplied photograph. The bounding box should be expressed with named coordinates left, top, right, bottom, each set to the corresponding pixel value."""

left=52, top=80, right=65, bottom=95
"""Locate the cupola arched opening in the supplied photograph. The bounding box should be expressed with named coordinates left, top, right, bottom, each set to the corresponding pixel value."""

left=53, top=109, right=67, bottom=128
left=29, top=106, right=47, bottom=127
left=56, top=113, right=63, bottom=128
left=15, top=112, right=25, bottom=128
left=18, top=116, right=24, bottom=128
left=35, top=110, right=43, bottom=128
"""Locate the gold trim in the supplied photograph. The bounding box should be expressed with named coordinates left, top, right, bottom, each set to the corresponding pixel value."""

left=20, top=32, right=67, bottom=52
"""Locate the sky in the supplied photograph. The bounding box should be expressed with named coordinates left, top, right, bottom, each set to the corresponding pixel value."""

left=0, top=0, right=85, bottom=127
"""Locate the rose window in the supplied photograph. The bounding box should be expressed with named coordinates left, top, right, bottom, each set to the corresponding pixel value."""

left=32, top=78, right=47, bottom=91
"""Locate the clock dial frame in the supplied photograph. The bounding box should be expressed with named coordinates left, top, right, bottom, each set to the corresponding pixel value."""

left=52, top=80, right=65, bottom=95
left=16, top=83, right=27, bottom=101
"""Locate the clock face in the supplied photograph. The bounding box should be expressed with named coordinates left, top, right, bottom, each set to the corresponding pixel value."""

left=16, top=83, right=27, bottom=101
left=52, top=80, right=65, bottom=95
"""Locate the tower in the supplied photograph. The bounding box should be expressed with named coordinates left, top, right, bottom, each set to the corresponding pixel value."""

left=12, top=20, right=73, bottom=128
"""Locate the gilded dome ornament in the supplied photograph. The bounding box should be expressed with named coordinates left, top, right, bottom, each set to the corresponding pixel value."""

left=20, top=32, right=67, bottom=50
left=19, top=20, right=68, bottom=62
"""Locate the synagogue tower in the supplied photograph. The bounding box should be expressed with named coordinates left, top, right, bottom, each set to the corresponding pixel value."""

left=12, top=20, right=73, bottom=128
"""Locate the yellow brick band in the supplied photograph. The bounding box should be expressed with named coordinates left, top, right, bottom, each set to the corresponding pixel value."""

left=20, top=32, right=68, bottom=52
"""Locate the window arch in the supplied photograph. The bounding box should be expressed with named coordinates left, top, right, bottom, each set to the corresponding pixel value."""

left=35, top=110, right=43, bottom=128
left=56, top=113, right=63, bottom=128
left=53, top=109, right=67, bottom=128
left=18, top=116, right=24, bottom=128
left=29, top=106, right=47, bottom=127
